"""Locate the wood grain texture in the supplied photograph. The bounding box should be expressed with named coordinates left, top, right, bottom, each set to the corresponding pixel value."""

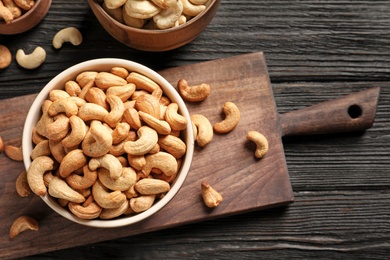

left=0, top=0, right=389, bottom=259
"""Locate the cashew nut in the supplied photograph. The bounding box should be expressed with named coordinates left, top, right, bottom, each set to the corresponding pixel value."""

left=153, top=0, right=183, bottom=29
left=9, top=216, right=39, bottom=239
left=0, top=2, right=14, bottom=24
left=106, top=83, right=136, bottom=102
left=178, top=78, right=210, bottom=102
left=48, top=176, right=86, bottom=203
left=104, top=0, right=127, bottom=9
left=127, top=154, right=146, bottom=171
left=16, top=46, right=46, bottom=69
left=191, top=114, right=213, bottom=147
left=124, top=126, right=158, bottom=156
left=138, top=111, right=171, bottom=135
left=130, top=194, right=156, bottom=213
left=61, top=115, right=87, bottom=148
left=123, top=11, right=145, bottom=28
left=135, top=94, right=161, bottom=119
left=165, top=102, right=188, bottom=131
left=76, top=71, right=98, bottom=88
left=180, top=0, right=205, bottom=16
left=95, top=71, right=127, bottom=89
left=58, top=149, right=88, bottom=178
left=14, top=0, right=34, bottom=10
left=134, top=178, right=170, bottom=195
left=246, top=131, right=269, bottom=159
left=66, top=165, right=98, bottom=190
left=112, top=122, right=131, bottom=144
left=49, top=139, right=67, bottom=163
left=68, top=200, right=102, bottom=220
left=30, top=139, right=51, bottom=160
left=123, top=107, right=142, bottom=130
left=92, top=179, right=127, bottom=209
left=35, top=100, right=53, bottom=137
left=85, top=87, right=108, bottom=110
left=48, top=97, right=79, bottom=117
left=104, top=95, right=125, bottom=127
left=98, top=167, right=136, bottom=191
left=213, top=101, right=240, bottom=134
left=49, top=89, right=71, bottom=101
left=158, top=134, right=186, bottom=159
left=27, top=156, right=54, bottom=196
left=0, top=45, right=12, bottom=69
left=16, top=170, right=32, bottom=197
left=124, top=0, right=161, bottom=19
left=99, top=199, right=129, bottom=219
left=111, top=67, right=129, bottom=79
left=102, top=1, right=124, bottom=23
left=52, top=27, right=83, bottom=49
left=142, top=151, right=178, bottom=177
left=201, top=180, right=223, bottom=208
left=65, top=80, right=82, bottom=96
left=4, top=145, right=23, bottom=161
left=89, top=153, right=123, bottom=180
left=78, top=102, right=109, bottom=122
left=45, top=114, right=70, bottom=141
left=126, top=72, right=161, bottom=93
left=82, top=120, right=113, bottom=157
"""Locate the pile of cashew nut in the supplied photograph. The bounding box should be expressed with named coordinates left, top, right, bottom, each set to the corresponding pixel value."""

left=0, top=0, right=35, bottom=24
left=101, top=0, right=209, bottom=30
left=26, top=66, right=189, bottom=220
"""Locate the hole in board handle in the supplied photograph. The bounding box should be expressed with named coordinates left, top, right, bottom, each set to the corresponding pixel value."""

left=348, top=104, right=363, bottom=119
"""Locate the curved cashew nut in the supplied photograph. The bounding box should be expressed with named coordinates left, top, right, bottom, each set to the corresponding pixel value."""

left=9, top=216, right=39, bottom=239
left=246, top=131, right=269, bottom=159
left=126, top=72, right=161, bottom=93
left=112, top=122, right=131, bottom=144
left=213, top=101, right=240, bottom=134
left=95, top=72, right=127, bottom=89
left=158, top=134, right=186, bottom=159
left=76, top=71, right=98, bottom=88
left=0, top=45, right=12, bottom=69
left=62, top=115, right=87, bottom=148
left=14, top=0, right=34, bottom=10
left=35, top=100, right=53, bottom=137
left=89, top=153, right=123, bottom=180
left=124, top=126, right=158, bottom=156
left=111, top=67, right=129, bottom=79
left=48, top=97, right=79, bottom=117
left=105, top=0, right=127, bottom=9
left=30, top=139, right=51, bottom=160
left=138, top=111, right=171, bottom=135
left=180, top=0, right=206, bottom=16
left=16, top=170, right=32, bottom=197
left=127, top=154, right=146, bottom=171
left=130, top=194, right=156, bottom=213
left=0, top=2, right=14, bottom=24
left=82, top=120, right=113, bottom=157
left=135, top=94, right=161, bottom=119
left=99, top=199, right=129, bottom=219
left=68, top=201, right=102, bottom=220
left=165, top=102, right=188, bottom=131
left=5, top=145, right=23, bottom=161
left=191, top=114, right=213, bottom=147
left=123, top=107, right=142, bottom=130
left=78, top=102, right=109, bottom=122
left=49, top=89, right=71, bottom=101
left=65, top=80, right=82, bottom=96
left=124, top=0, right=161, bottom=19
left=134, top=178, right=170, bottom=195
left=48, top=139, right=67, bottom=163
left=27, top=156, right=54, bottom=196
left=45, top=114, right=70, bottom=141
left=52, top=27, right=83, bottom=49
left=16, top=46, right=46, bottom=69
left=58, top=149, right=88, bottom=178
left=104, top=95, right=125, bottom=127
left=85, top=87, right=108, bottom=110
left=178, top=79, right=210, bottom=102
left=92, top=180, right=127, bottom=209
left=48, top=176, right=85, bottom=203
left=106, top=83, right=136, bottom=102
left=98, top=167, right=136, bottom=191
left=66, top=165, right=98, bottom=190
left=142, top=151, right=178, bottom=177
left=153, top=0, right=183, bottom=29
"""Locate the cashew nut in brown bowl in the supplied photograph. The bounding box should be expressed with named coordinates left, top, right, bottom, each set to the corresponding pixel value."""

left=0, top=0, right=52, bottom=35
left=22, top=58, right=194, bottom=228
left=88, top=0, right=221, bottom=51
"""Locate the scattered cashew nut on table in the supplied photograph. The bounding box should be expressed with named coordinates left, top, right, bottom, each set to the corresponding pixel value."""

left=246, top=130, right=269, bottom=159
left=15, top=46, right=46, bottom=69
left=213, top=101, right=240, bottom=134
left=52, top=27, right=83, bottom=49
left=9, top=216, right=39, bottom=239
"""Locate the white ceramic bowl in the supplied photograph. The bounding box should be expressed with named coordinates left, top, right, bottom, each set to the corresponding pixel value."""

left=22, top=58, right=194, bottom=228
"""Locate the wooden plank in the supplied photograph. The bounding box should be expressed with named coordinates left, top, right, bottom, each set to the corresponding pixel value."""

left=0, top=52, right=294, bottom=259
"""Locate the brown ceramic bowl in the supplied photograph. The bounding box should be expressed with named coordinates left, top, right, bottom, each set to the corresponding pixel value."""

left=0, top=0, right=52, bottom=35
left=88, top=0, right=221, bottom=52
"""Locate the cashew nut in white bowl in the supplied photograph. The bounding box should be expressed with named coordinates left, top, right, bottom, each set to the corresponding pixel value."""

left=16, top=46, right=46, bottom=69
left=22, top=58, right=194, bottom=228
left=52, top=27, right=83, bottom=49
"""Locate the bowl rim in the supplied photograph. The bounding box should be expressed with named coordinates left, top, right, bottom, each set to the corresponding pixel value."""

left=22, top=58, right=195, bottom=228
left=88, top=0, right=219, bottom=34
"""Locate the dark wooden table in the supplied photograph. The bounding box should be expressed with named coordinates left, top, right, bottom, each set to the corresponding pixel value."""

left=1, top=0, right=389, bottom=259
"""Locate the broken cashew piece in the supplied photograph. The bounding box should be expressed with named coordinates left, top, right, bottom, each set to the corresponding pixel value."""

left=201, top=180, right=223, bottom=208
left=246, top=130, right=269, bottom=159
left=16, top=46, right=46, bottom=69
left=4, top=145, right=23, bottom=161
left=16, top=170, right=32, bottom=197
left=191, top=114, right=213, bottom=147
left=178, top=79, right=210, bottom=102
left=52, top=27, right=83, bottom=49
left=213, top=101, right=240, bottom=134
left=9, top=216, right=39, bottom=239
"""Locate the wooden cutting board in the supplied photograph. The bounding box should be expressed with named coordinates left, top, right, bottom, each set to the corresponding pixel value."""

left=0, top=52, right=379, bottom=259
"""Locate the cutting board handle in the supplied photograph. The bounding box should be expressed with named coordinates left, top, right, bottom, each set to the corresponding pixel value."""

left=280, top=87, right=380, bottom=137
